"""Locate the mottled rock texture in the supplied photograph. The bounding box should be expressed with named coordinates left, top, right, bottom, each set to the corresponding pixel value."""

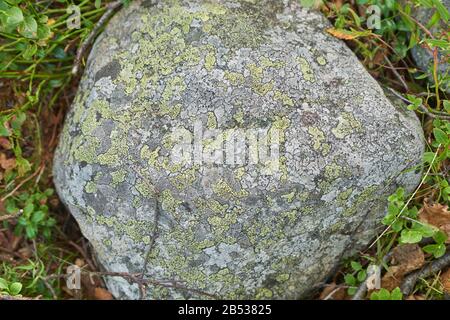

left=53, top=0, right=425, bottom=299
left=411, top=0, right=449, bottom=92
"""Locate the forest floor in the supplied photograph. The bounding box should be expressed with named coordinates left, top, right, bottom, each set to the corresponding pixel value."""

left=0, top=0, right=449, bottom=300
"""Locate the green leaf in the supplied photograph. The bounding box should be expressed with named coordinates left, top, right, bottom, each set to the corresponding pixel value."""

left=31, top=211, right=45, bottom=224
left=344, top=274, right=356, bottom=286
left=390, top=287, right=403, bottom=300
left=399, top=229, right=422, bottom=244
left=8, top=282, right=22, bottom=296
left=18, top=16, right=37, bottom=38
left=444, top=101, right=450, bottom=113
left=0, top=120, right=10, bottom=137
left=351, top=261, right=362, bottom=271
left=5, top=6, right=23, bottom=25
left=357, top=270, right=367, bottom=282
left=432, top=0, right=449, bottom=22
left=412, top=222, right=437, bottom=238
left=433, top=230, right=448, bottom=244
left=378, top=288, right=391, bottom=300
left=11, top=112, right=25, bottom=130
left=347, top=287, right=357, bottom=296
left=37, top=24, right=51, bottom=40
left=423, top=152, right=436, bottom=164
left=21, top=43, right=37, bottom=60
left=433, top=128, right=449, bottom=145
left=23, top=202, right=34, bottom=216
left=25, top=224, right=36, bottom=239
left=423, top=243, right=446, bottom=258
left=0, top=278, right=8, bottom=290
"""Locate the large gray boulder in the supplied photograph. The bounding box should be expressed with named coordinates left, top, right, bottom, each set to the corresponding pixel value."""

left=53, top=0, right=425, bottom=299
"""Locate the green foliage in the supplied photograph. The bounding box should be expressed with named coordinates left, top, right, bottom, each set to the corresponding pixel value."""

left=344, top=260, right=368, bottom=295
left=370, top=287, right=403, bottom=300
left=4, top=188, right=56, bottom=239
left=0, top=277, right=22, bottom=297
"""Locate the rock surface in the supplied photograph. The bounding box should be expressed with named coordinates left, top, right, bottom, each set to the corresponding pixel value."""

left=53, top=0, right=425, bottom=299
left=411, top=0, right=449, bottom=92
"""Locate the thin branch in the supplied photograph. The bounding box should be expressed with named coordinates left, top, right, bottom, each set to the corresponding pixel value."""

left=401, top=249, right=450, bottom=296
left=0, top=164, right=45, bottom=203
left=142, top=192, right=161, bottom=278
left=386, top=87, right=450, bottom=120
left=0, top=210, right=22, bottom=222
left=384, top=57, right=409, bottom=92
left=46, top=270, right=218, bottom=300
left=72, top=1, right=123, bottom=75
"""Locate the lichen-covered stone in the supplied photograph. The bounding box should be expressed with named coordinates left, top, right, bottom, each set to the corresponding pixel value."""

left=411, top=0, right=449, bottom=92
left=53, top=0, right=425, bottom=299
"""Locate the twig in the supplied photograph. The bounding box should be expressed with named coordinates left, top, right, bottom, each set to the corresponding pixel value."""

left=46, top=270, right=218, bottom=300
left=352, top=252, right=393, bottom=300
left=323, top=287, right=342, bottom=300
left=142, top=193, right=161, bottom=278
left=401, top=249, right=450, bottom=296
left=386, top=87, right=450, bottom=121
left=384, top=57, right=409, bottom=92
left=72, top=1, right=123, bottom=75
left=68, top=240, right=96, bottom=271
left=0, top=164, right=45, bottom=203
left=0, top=210, right=22, bottom=222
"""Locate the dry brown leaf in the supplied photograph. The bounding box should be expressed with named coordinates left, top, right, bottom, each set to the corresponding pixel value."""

left=381, top=244, right=425, bottom=291
left=319, top=282, right=346, bottom=300
left=419, top=202, right=450, bottom=243
left=0, top=137, right=11, bottom=150
left=326, top=28, right=372, bottom=41
left=381, top=266, right=403, bottom=291
left=326, top=28, right=357, bottom=40
left=441, top=268, right=450, bottom=294
left=391, top=244, right=425, bottom=272
left=94, top=287, right=113, bottom=300
left=0, top=153, right=16, bottom=170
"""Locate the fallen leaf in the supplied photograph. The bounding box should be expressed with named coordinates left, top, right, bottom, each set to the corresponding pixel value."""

left=441, top=268, right=450, bottom=294
left=0, top=137, right=11, bottom=150
left=381, top=244, right=425, bottom=291
left=94, top=287, right=113, bottom=300
left=0, top=153, right=16, bottom=170
left=319, top=282, right=346, bottom=300
left=326, top=28, right=372, bottom=40
left=391, top=244, right=425, bottom=272
left=419, top=202, right=450, bottom=243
